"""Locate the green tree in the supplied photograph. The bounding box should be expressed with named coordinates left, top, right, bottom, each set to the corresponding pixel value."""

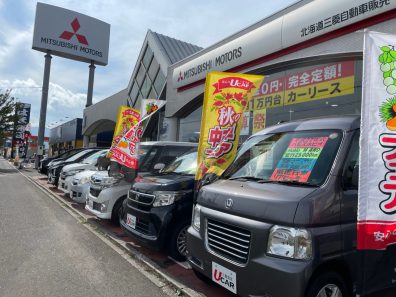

left=0, top=90, right=18, bottom=147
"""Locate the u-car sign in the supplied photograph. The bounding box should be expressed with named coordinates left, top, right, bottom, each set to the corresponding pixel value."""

left=32, top=2, right=110, bottom=66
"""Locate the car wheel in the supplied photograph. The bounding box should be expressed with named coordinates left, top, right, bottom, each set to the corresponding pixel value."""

left=168, top=220, right=190, bottom=262
left=111, top=196, right=126, bottom=225
left=306, top=271, right=350, bottom=297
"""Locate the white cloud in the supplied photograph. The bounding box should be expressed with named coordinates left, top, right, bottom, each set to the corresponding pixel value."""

left=0, top=0, right=297, bottom=131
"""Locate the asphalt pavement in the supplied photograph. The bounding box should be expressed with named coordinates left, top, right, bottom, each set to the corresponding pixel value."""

left=0, top=157, right=168, bottom=297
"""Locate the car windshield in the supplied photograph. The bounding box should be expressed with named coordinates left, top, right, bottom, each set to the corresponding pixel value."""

left=82, top=150, right=107, bottom=164
left=162, top=150, right=198, bottom=175
left=65, top=149, right=94, bottom=162
left=137, top=145, right=152, bottom=162
left=223, top=130, right=343, bottom=186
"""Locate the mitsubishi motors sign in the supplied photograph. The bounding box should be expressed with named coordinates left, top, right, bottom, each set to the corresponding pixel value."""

left=32, top=2, right=110, bottom=66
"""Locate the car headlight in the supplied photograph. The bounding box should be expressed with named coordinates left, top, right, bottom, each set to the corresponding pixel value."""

left=100, top=176, right=119, bottom=188
left=152, top=190, right=190, bottom=207
left=65, top=169, right=84, bottom=177
left=78, top=176, right=90, bottom=184
left=267, top=225, right=312, bottom=260
left=100, top=200, right=109, bottom=212
left=192, top=204, right=201, bottom=231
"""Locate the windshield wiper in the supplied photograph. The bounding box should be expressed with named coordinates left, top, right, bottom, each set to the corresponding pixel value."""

left=229, top=176, right=265, bottom=182
left=267, top=180, right=318, bottom=187
left=229, top=176, right=317, bottom=187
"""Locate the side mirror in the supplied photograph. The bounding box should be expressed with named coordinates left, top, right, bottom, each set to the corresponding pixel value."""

left=343, top=164, right=359, bottom=189
left=153, top=163, right=165, bottom=171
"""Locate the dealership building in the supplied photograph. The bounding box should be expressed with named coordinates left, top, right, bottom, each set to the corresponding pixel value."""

left=82, top=30, right=201, bottom=146
left=82, top=0, right=396, bottom=144
left=161, top=0, right=396, bottom=142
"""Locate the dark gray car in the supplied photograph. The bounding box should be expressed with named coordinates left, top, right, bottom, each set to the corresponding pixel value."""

left=187, top=116, right=385, bottom=297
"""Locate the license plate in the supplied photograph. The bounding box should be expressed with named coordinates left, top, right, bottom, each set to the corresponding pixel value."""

left=212, top=262, right=237, bottom=294
left=89, top=199, right=93, bottom=209
left=126, top=213, right=136, bottom=229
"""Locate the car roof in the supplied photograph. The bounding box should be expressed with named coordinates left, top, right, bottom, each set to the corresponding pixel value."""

left=252, top=115, right=361, bottom=137
left=138, top=141, right=198, bottom=147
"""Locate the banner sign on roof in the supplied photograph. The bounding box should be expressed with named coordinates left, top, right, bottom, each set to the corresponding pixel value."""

left=252, top=61, right=355, bottom=110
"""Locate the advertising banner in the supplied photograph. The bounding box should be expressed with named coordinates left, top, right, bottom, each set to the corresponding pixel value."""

left=252, top=109, right=266, bottom=134
left=358, top=31, right=396, bottom=251
left=12, top=103, right=31, bottom=158
left=240, top=112, right=250, bottom=136
left=113, top=106, right=140, bottom=139
left=195, top=72, right=264, bottom=181
left=110, top=106, right=140, bottom=150
left=110, top=100, right=165, bottom=169
left=140, top=99, right=166, bottom=118
left=252, top=61, right=355, bottom=110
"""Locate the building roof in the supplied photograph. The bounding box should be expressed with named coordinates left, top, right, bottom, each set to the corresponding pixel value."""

left=151, top=31, right=202, bottom=65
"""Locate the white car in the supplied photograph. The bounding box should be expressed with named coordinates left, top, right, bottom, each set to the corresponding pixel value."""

left=85, top=171, right=131, bottom=223
left=69, top=170, right=99, bottom=203
left=85, top=141, right=197, bottom=224
left=58, top=149, right=108, bottom=194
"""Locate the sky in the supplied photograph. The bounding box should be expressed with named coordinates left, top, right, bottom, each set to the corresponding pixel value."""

left=0, top=0, right=297, bottom=133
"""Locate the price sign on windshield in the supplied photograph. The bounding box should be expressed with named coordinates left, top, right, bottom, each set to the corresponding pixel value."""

left=270, top=136, right=328, bottom=183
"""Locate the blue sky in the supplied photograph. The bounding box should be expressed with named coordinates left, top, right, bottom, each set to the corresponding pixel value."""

left=0, top=0, right=297, bottom=132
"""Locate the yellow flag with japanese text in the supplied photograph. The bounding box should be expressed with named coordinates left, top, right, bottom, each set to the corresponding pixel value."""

left=195, top=72, right=264, bottom=181
left=108, top=106, right=140, bottom=158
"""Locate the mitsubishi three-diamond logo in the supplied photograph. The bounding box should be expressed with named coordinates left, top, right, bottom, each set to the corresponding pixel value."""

left=59, top=18, right=88, bottom=45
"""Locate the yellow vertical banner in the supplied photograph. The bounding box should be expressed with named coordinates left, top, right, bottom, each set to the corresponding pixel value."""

left=109, top=106, right=140, bottom=157
left=252, top=109, right=266, bottom=134
left=195, top=72, right=264, bottom=181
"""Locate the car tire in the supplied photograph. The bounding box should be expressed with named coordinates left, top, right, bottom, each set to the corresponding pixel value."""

left=306, top=271, right=350, bottom=297
left=111, top=196, right=126, bottom=225
left=168, top=220, right=190, bottom=262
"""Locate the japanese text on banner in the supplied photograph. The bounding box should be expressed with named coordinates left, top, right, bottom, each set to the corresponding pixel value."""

left=195, top=72, right=264, bottom=181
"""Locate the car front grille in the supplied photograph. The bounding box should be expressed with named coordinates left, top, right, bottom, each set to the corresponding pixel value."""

left=90, top=187, right=101, bottom=197
left=127, top=190, right=155, bottom=211
left=135, top=217, right=151, bottom=235
left=206, top=219, right=251, bottom=264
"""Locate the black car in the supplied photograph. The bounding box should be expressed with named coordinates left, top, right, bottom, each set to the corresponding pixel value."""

left=120, top=149, right=197, bottom=261
left=39, top=148, right=84, bottom=174
left=48, top=148, right=103, bottom=186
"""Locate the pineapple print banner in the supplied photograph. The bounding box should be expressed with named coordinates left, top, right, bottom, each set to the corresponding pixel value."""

left=195, top=72, right=264, bottom=181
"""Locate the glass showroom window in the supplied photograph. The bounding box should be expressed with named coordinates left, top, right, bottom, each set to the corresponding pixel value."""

left=179, top=106, right=202, bottom=142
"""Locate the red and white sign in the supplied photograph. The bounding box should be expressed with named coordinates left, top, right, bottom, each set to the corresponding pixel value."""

left=32, top=3, right=110, bottom=66
left=212, top=262, right=237, bottom=294
left=358, top=31, right=396, bottom=250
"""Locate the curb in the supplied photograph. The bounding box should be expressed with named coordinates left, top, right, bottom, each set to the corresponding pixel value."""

left=19, top=169, right=204, bottom=297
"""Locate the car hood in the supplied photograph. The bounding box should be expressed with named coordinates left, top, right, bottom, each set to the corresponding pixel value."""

left=132, top=173, right=195, bottom=192
left=198, top=179, right=318, bottom=225
left=73, top=170, right=97, bottom=180
left=62, top=163, right=95, bottom=172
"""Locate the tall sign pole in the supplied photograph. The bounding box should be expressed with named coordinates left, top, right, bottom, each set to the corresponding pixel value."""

left=35, top=52, right=52, bottom=168
left=86, top=60, right=95, bottom=108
